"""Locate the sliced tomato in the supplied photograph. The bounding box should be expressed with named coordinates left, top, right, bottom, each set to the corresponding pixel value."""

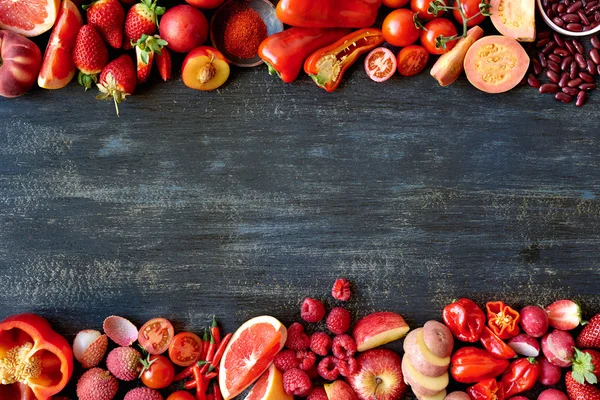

left=168, top=332, right=204, bottom=367
left=490, top=0, right=535, bottom=42
left=364, top=47, right=397, bottom=82
left=397, top=45, right=429, bottom=77
left=139, top=318, right=175, bottom=355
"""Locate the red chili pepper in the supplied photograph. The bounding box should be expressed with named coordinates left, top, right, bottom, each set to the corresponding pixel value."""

left=212, top=332, right=233, bottom=366
left=303, top=28, right=384, bottom=92
left=211, top=316, right=221, bottom=349
left=202, top=328, right=210, bottom=360
left=205, top=372, right=217, bottom=380
left=450, top=347, right=510, bottom=383
left=486, top=301, right=521, bottom=340
left=213, top=384, right=223, bottom=400
left=258, top=28, right=351, bottom=83
left=276, top=0, right=382, bottom=28
left=206, top=394, right=214, bottom=400
left=467, top=378, right=505, bottom=400
left=193, top=364, right=206, bottom=400
left=480, top=327, right=517, bottom=359
left=501, top=357, right=539, bottom=398
left=442, top=298, right=486, bottom=342
left=185, top=379, right=197, bottom=390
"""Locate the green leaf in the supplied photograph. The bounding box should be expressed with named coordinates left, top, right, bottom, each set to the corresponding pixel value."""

left=155, top=6, right=166, bottom=15
left=585, top=370, right=598, bottom=385
left=573, top=370, right=585, bottom=385
left=140, top=50, right=149, bottom=65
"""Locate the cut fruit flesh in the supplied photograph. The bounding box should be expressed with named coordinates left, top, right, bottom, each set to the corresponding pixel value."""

left=0, top=0, right=61, bottom=37
left=417, top=329, right=450, bottom=367
left=402, top=355, right=449, bottom=392
left=490, top=0, right=536, bottom=42
left=244, top=363, right=292, bottom=400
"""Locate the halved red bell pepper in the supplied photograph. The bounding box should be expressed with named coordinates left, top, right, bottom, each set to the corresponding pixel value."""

left=276, top=0, right=382, bottom=28
left=467, top=378, right=505, bottom=400
left=258, top=28, right=351, bottom=83
left=480, top=327, right=517, bottom=359
left=304, top=28, right=384, bottom=92
left=450, top=347, right=510, bottom=383
left=442, top=298, right=486, bottom=342
left=501, top=357, right=539, bottom=398
left=486, top=301, right=520, bottom=340
left=0, top=314, right=73, bottom=400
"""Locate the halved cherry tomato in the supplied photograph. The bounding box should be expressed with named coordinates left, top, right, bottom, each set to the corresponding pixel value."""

left=139, top=318, right=175, bottom=355
left=384, top=0, right=410, bottom=8
left=411, top=0, right=445, bottom=20
left=169, top=332, right=204, bottom=367
left=167, top=390, right=196, bottom=400
left=382, top=9, right=421, bottom=47
left=364, top=47, right=397, bottom=82
left=420, top=18, right=458, bottom=55
left=454, top=0, right=488, bottom=27
left=141, top=354, right=175, bottom=389
left=397, top=45, right=429, bottom=76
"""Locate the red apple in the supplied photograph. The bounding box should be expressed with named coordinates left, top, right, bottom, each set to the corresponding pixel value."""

left=347, top=349, right=408, bottom=400
left=352, top=312, right=410, bottom=352
left=0, top=30, right=42, bottom=98
left=324, top=380, right=359, bottom=400
left=159, top=5, right=208, bottom=53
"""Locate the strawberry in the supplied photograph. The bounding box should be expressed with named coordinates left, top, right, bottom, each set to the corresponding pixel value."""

left=546, top=300, right=582, bottom=331
left=73, top=25, right=109, bottom=90
left=97, top=54, right=136, bottom=116
left=123, top=0, right=165, bottom=50
left=83, top=0, right=124, bottom=49
left=578, top=314, right=600, bottom=349
left=566, top=370, right=600, bottom=400
left=134, top=34, right=167, bottom=83
left=572, top=348, right=600, bottom=385
left=154, top=46, right=171, bottom=81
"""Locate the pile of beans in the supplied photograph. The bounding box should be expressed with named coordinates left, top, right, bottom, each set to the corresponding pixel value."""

left=542, top=0, right=600, bottom=32
left=526, top=31, right=599, bottom=106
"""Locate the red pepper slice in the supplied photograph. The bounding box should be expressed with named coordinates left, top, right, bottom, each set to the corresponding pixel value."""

left=442, top=298, right=486, bottom=343
left=501, top=357, right=539, bottom=398
left=467, top=378, right=505, bottom=400
left=0, top=314, right=73, bottom=400
left=450, top=347, right=510, bottom=383
left=304, top=28, right=384, bottom=92
left=480, top=327, right=517, bottom=359
left=276, top=0, right=382, bottom=28
left=486, top=301, right=521, bottom=340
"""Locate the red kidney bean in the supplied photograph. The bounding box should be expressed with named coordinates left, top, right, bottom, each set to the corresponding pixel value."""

left=548, top=60, right=561, bottom=72
left=596, top=11, right=600, bottom=21
left=578, top=10, right=591, bottom=25
left=565, top=40, right=577, bottom=54
left=558, top=3, right=567, bottom=12
left=540, top=83, right=560, bottom=93
left=575, top=53, right=587, bottom=68
left=532, top=59, right=543, bottom=74
left=537, top=37, right=550, bottom=47
left=553, top=33, right=565, bottom=47
left=591, top=35, right=600, bottom=49
left=547, top=70, right=561, bottom=82
left=590, top=48, right=600, bottom=64
left=579, top=82, right=597, bottom=90
left=571, top=61, right=579, bottom=78
left=568, top=77, right=584, bottom=86
left=559, top=72, right=571, bottom=87
left=539, top=53, right=548, bottom=67
left=563, top=86, right=579, bottom=95
left=565, top=0, right=572, bottom=6
left=548, top=53, right=562, bottom=63
left=576, top=91, right=587, bottom=106
left=563, top=13, right=581, bottom=22
left=561, top=56, right=574, bottom=70
left=539, top=31, right=551, bottom=39
left=542, top=41, right=558, bottom=54
left=573, top=39, right=585, bottom=54
left=587, top=59, right=597, bottom=75
left=553, top=16, right=566, bottom=26
left=527, top=73, right=541, bottom=88
left=568, top=1, right=583, bottom=12
left=579, top=71, right=595, bottom=82
left=554, top=47, right=571, bottom=57
left=556, top=92, right=574, bottom=102
left=567, top=23, right=584, bottom=31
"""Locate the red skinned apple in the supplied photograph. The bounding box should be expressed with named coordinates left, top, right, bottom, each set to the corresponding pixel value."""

left=347, top=349, right=408, bottom=400
left=324, top=380, right=359, bottom=400
left=0, top=30, right=42, bottom=98
left=159, top=5, right=208, bottom=53
left=353, top=312, right=410, bottom=352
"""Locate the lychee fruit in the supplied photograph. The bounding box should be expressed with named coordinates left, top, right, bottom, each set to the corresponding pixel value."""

left=73, top=330, right=108, bottom=368
left=106, top=346, right=142, bottom=381
left=103, top=315, right=139, bottom=346
left=124, top=387, right=164, bottom=400
left=76, top=368, right=119, bottom=400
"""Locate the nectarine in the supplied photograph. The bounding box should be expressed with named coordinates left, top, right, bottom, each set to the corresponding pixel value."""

left=0, top=30, right=42, bottom=97
left=182, top=46, right=230, bottom=91
left=159, top=5, right=208, bottom=53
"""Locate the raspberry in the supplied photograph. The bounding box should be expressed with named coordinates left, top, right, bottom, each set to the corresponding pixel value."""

left=307, top=387, right=328, bottom=400
left=310, top=332, right=332, bottom=356
left=326, top=307, right=351, bottom=335
left=317, top=356, right=340, bottom=381
left=332, top=278, right=352, bottom=301
left=337, top=357, right=358, bottom=377
left=274, top=349, right=299, bottom=372
left=301, top=298, right=326, bottom=323
left=282, top=368, right=312, bottom=397
left=332, top=334, right=357, bottom=360
left=286, top=322, right=310, bottom=351
left=296, top=350, right=317, bottom=371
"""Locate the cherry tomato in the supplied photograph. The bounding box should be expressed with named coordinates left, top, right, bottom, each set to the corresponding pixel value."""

left=167, top=391, right=196, bottom=400
left=168, top=332, right=204, bottom=367
left=141, top=355, right=175, bottom=389
left=383, top=0, right=410, bottom=8
left=420, top=18, right=458, bottom=55
left=364, top=47, right=397, bottom=82
left=411, top=0, right=445, bottom=20
left=139, top=318, right=175, bottom=355
left=453, top=0, right=487, bottom=26
left=382, top=9, right=421, bottom=47
left=397, top=45, right=429, bottom=76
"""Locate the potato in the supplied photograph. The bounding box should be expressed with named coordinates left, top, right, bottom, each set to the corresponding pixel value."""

left=403, top=328, right=450, bottom=377
left=444, top=392, right=470, bottom=400
left=415, top=389, right=446, bottom=400
left=401, top=355, right=449, bottom=397
left=423, top=321, right=454, bottom=358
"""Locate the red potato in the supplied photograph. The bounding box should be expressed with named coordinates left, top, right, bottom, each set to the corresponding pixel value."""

left=403, top=328, right=450, bottom=377
left=538, top=389, right=569, bottom=400
left=444, top=392, right=470, bottom=400
left=508, top=333, right=540, bottom=357
left=537, top=357, right=562, bottom=386
left=0, top=30, right=42, bottom=98
left=159, top=5, right=208, bottom=53
left=423, top=321, right=454, bottom=358
left=402, top=355, right=449, bottom=397
left=520, top=306, right=549, bottom=338
left=416, top=390, right=446, bottom=400
left=541, top=330, right=575, bottom=367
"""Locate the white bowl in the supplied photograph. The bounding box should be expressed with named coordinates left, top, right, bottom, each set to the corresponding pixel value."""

left=536, top=0, right=600, bottom=37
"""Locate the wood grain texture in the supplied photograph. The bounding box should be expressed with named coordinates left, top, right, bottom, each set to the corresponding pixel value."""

left=1, top=24, right=600, bottom=398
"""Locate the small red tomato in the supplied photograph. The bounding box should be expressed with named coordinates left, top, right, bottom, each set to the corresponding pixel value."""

left=453, top=0, right=488, bottom=26
left=364, top=47, right=397, bottom=82
left=167, top=391, right=197, bottom=400
left=383, top=0, right=410, bottom=8
left=141, top=355, right=175, bottom=389
left=420, top=18, right=458, bottom=55
left=139, top=317, right=175, bottom=355
left=382, top=9, right=421, bottom=47
left=397, top=45, right=429, bottom=76
left=168, top=332, right=204, bottom=367
left=411, top=0, right=445, bottom=20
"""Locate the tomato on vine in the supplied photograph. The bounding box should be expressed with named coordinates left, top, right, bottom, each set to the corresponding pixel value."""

left=420, top=18, right=458, bottom=55
left=411, top=0, right=445, bottom=20
left=453, top=0, right=489, bottom=26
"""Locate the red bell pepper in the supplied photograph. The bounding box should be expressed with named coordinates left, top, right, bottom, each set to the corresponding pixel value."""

left=450, top=347, right=510, bottom=383
left=480, top=327, right=517, bottom=359
left=304, top=28, right=384, bottom=92
left=276, top=0, right=382, bottom=28
left=486, top=301, right=520, bottom=340
left=258, top=27, right=351, bottom=83
left=442, top=298, right=486, bottom=342
left=0, top=313, right=73, bottom=400
left=501, top=357, right=539, bottom=398
left=467, top=378, right=505, bottom=400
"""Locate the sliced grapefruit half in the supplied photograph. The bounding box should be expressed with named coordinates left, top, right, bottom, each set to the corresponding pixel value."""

left=0, top=0, right=61, bottom=37
left=219, top=316, right=287, bottom=400
left=245, top=363, right=293, bottom=400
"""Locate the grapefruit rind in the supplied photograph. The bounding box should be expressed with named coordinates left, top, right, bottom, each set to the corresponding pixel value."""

left=245, top=363, right=292, bottom=400
left=0, top=0, right=61, bottom=37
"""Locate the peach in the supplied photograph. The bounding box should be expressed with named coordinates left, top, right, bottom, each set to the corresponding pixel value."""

left=324, top=380, right=358, bottom=400
left=0, top=30, right=42, bottom=97
left=352, top=312, right=410, bottom=352
left=403, top=328, right=450, bottom=377
left=159, top=5, right=208, bottom=53
left=182, top=46, right=230, bottom=91
left=402, top=355, right=449, bottom=397
left=347, top=349, right=408, bottom=400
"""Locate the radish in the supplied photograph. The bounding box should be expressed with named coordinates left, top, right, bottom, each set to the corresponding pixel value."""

left=541, top=330, right=575, bottom=367
left=538, top=357, right=562, bottom=386
left=509, top=333, right=540, bottom=357
left=545, top=300, right=582, bottom=331
left=538, top=388, right=568, bottom=400
left=521, top=305, right=549, bottom=337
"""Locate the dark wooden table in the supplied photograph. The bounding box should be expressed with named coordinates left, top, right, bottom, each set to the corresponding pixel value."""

left=1, top=16, right=600, bottom=398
